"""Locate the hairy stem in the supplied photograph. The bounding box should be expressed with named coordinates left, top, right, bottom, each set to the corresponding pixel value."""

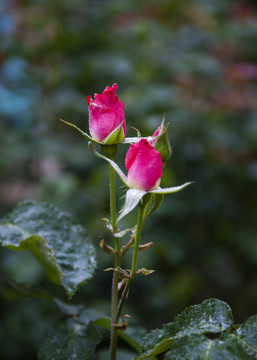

left=109, top=164, right=121, bottom=360
left=114, top=200, right=145, bottom=327
left=109, top=165, right=146, bottom=359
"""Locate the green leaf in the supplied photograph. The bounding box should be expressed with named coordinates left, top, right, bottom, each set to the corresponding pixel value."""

left=164, top=315, right=257, bottom=360
left=51, top=301, right=144, bottom=353
left=0, top=278, right=51, bottom=300
left=136, top=298, right=233, bottom=359
left=234, top=315, right=257, bottom=352
left=54, top=298, right=85, bottom=316
left=0, top=200, right=97, bottom=299
left=163, top=334, right=212, bottom=360
left=38, top=318, right=101, bottom=360
left=78, top=308, right=109, bottom=324
left=60, top=305, right=144, bottom=352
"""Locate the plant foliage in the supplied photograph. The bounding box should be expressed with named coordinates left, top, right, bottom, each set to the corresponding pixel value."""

left=136, top=298, right=257, bottom=359
left=0, top=200, right=96, bottom=299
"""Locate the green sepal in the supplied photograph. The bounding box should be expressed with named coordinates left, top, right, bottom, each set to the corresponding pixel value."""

left=142, top=193, right=153, bottom=216
left=117, top=189, right=147, bottom=222
left=59, top=118, right=125, bottom=146
left=150, top=182, right=192, bottom=194
left=122, top=136, right=153, bottom=144
left=59, top=118, right=95, bottom=142
left=118, top=183, right=191, bottom=222
left=101, top=144, right=118, bottom=160
left=101, top=121, right=126, bottom=144
left=154, top=118, right=172, bottom=163
left=145, top=193, right=164, bottom=219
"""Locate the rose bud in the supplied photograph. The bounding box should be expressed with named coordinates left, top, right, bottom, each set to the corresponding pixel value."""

left=149, top=120, right=172, bottom=164
left=87, top=83, right=126, bottom=144
left=125, top=139, right=163, bottom=191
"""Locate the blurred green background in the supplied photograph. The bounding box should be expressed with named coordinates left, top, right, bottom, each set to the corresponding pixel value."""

left=0, top=0, right=257, bottom=359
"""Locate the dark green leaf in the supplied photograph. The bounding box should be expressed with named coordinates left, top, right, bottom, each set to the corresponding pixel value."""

left=226, top=315, right=257, bottom=359
left=79, top=308, right=109, bottom=324
left=54, top=298, right=85, bottom=316
left=0, top=277, right=51, bottom=300
left=164, top=334, right=212, bottom=360
left=0, top=200, right=97, bottom=299
left=38, top=318, right=101, bottom=360
left=164, top=315, right=257, bottom=359
left=53, top=303, right=145, bottom=352
left=136, top=298, right=233, bottom=359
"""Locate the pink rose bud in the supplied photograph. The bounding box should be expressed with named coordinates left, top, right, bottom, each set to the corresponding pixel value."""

left=149, top=121, right=172, bottom=163
left=87, top=83, right=126, bottom=144
left=125, top=139, right=163, bottom=191
left=149, top=125, right=162, bottom=147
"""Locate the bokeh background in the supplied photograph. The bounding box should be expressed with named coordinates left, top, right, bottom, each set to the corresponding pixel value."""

left=1, top=0, right=257, bottom=359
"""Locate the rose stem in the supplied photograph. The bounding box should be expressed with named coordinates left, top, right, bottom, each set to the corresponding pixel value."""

left=109, top=164, right=121, bottom=360
left=114, top=200, right=145, bottom=329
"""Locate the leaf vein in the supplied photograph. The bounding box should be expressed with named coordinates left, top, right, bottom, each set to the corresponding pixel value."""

left=230, top=333, right=257, bottom=354
left=204, top=340, right=213, bottom=360
left=1, top=223, right=31, bottom=238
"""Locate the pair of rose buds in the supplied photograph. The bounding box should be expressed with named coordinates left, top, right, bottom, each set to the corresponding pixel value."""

left=87, top=83, right=169, bottom=192
left=60, top=83, right=190, bottom=221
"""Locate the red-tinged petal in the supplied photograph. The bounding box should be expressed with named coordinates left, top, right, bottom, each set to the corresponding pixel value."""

left=88, top=83, right=126, bottom=143
left=87, top=96, right=93, bottom=105
left=149, top=126, right=161, bottom=146
left=125, top=141, right=140, bottom=170
left=89, top=104, right=116, bottom=142
left=125, top=139, right=163, bottom=191
left=94, top=83, right=118, bottom=108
